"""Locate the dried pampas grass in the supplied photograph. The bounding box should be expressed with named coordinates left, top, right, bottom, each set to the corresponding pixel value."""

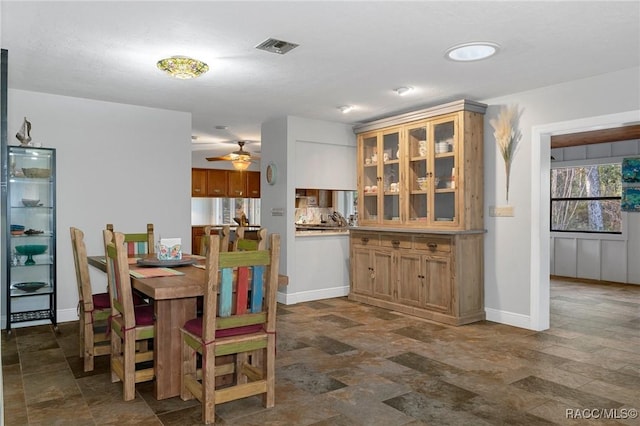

left=490, top=105, right=522, bottom=202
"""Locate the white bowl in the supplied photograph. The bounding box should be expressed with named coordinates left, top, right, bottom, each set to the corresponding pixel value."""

left=21, top=198, right=40, bottom=207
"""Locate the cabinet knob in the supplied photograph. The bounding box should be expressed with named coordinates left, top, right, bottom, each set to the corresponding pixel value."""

left=392, top=240, right=400, bottom=246
left=361, top=237, right=369, bottom=243
left=194, top=189, right=201, bottom=192
left=427, top=242, right=437, bottom=249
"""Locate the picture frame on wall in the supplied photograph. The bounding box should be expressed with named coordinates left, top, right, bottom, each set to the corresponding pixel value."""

left=621, top=157, right=640, bottom=212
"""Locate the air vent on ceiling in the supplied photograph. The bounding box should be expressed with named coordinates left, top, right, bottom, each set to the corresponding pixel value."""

left=255, top=38, right=299, bottom=55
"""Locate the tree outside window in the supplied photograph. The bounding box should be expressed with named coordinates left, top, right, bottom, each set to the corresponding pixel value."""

left=551, top=163, right=622, bottom=233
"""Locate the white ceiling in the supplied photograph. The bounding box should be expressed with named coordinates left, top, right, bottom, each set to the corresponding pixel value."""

left=1, top=1, right=639, bottom=158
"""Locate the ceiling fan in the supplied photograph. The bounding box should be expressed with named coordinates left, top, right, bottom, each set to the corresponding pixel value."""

left=206, top=141, right=260, bottom=170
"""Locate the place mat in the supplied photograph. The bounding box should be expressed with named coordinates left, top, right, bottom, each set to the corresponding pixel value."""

left=94, top=256, right=139, bottom=265
left=129, top=267, right=185, bottom=279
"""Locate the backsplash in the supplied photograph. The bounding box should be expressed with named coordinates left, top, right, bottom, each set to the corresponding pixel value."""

left=295, top=207, right=335, bottom=224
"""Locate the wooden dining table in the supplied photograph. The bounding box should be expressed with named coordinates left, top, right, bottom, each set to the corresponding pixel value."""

left=87, top=254, right=288, bottom=400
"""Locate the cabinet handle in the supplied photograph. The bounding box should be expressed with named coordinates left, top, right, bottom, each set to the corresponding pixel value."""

left=361, top=237, right=369, bottom=243
left=392, top=240, right=400, bottom=246
left=427, top=242, right=437, bottom=249
left=194, top=188, right=201, bottom=192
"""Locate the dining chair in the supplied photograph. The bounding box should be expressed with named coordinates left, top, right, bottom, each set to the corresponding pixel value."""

left=232, top=226, right=267, bottom=251
left=103, top=229, right=155, bottom=401
left=70, top=227, right=111, bottom=372
left=106, top=223, right=155, bottom=255
left=180, top=233, right=281, bottom=424
left=200, top=225, right=230, bottom=256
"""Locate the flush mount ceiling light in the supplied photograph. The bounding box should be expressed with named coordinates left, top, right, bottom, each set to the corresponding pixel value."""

left=156, top=56, right=209, bottom=79
left=338, top=105, right=354, bottom=114
left=445, top=42, right=500, bottom=62
left=394, top=86, right=414, bottom=96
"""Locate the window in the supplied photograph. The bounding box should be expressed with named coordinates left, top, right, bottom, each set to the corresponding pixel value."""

left=551, top=163, right=622, bottom=233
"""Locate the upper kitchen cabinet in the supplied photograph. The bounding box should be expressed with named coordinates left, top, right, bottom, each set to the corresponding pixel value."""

left=206, top=169, right=227, bottom=197
left=355, top=100, right=486, bottom=231
left=246, top=170, right=260, bottom=198
left=191, top=169, right=260, bottom=198
left=191, top=168, right=207, bottom=197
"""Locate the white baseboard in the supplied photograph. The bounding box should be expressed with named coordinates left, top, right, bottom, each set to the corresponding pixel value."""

left=277, top=285, right=350, bottom=305
left=485, top=307, right=533, bottom=330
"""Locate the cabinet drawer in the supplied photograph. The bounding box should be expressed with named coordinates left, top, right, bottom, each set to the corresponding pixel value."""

left=351, top=233, right=379, bottom=246
left=380, top=235, right=412, bottom=249
left=414, top=237, right=451, bottom=253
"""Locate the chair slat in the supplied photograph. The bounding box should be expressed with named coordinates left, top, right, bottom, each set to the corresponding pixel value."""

left=250, top=265, right=264, bottom=313
left=219, top=250, right=270, bottom=268
left=236, top=267, right=249, bottom=314
left=219, top=268, right=233, bottom=317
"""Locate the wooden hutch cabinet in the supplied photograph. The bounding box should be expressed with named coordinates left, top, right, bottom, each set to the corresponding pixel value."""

left=350, top=99, right=486, bottom=326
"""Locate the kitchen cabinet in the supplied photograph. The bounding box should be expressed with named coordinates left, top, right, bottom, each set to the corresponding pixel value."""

left=191, top=168, right=207, bottom=197
left=3, top=146, right=57, bottom=332
left=356, top=99, right=485, bottom=230
left=206, top=169, right=227, bottom=197
left=246, top=171, right=260, bottom=198
left=350, top=230, right=483, bottom=325
left=350, top=100, right=486, bottom=326
left=227, top=170, right=245, bottom=197
left=191, top=169, right=260, bottom=198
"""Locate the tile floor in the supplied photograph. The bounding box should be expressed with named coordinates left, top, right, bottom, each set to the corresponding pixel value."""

left=2, top=279, right=639, bottom=425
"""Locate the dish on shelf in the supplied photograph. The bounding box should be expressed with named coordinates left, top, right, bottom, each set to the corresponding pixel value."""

left=10, top=224, right=25, bottom=230
left=13, top=282, right=46, bottom=293
left=21, top=198, right=41, bottom=207
left=21, top=168, right=51, bottom=178
left=15, top=245, right=48, bottom=255
left=11, top=230, right=25, bottom=236
left=25, top=229, right=45, bottom=235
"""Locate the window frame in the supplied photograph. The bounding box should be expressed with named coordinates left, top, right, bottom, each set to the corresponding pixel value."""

left=550, top=157, right=626, bottom=238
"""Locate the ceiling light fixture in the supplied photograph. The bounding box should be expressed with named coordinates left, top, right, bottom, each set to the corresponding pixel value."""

left=156, top=56, right=209, bottom=79
left=445, top=42, right=500, bottom=62
left=394, top=86, right=414, bottom=96
left=232, top=159, right=251, bottom=171
left=338, top=105, right=354, bottom=114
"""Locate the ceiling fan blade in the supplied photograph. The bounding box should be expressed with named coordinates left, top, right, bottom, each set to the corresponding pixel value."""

left=206, top=154, right=233, bottom=161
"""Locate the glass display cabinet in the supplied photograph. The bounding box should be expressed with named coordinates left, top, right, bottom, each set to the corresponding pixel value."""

left=4, top=146, right=57, bottom=333
left=350, top=100, right=487, bottom=326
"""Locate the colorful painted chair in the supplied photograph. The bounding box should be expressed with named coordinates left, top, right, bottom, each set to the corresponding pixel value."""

left=103, top=229, right=155, bottom=401
left=70, top=227, right=111, bottom=372
left=106, top=223, right=155, bottom=255
left=232, top=226, right=267, bottom=251
left=180, top=233, right=281, bottom=424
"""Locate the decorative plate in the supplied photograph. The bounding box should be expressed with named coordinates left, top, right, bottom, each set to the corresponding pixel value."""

left=136, top=257, right=197, bottom=268
left=14, top=282, right=47, bottom=293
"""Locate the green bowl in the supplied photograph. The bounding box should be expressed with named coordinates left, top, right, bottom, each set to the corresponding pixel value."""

left=15, top=245, right=48, bottom=265
left=15, top=245, right=48, bottom=256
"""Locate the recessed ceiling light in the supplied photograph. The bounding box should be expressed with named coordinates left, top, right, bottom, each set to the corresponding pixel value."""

left=445, top=42, right=500, bottom=62
left=214, top=125, right=228, bottom=130
left=394, top=86, right=414, bottom=96
left=338, top=105, right=354, bottom=114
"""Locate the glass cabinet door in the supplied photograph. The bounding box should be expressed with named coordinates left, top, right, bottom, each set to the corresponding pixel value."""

left=432, top=115, right=458, bottom=225
left=381, top=128, right=401, bottom=224
left=6, top=146, right=57, bottom=330
left=406, top=122, right=429, bottom=224
left=360, top=133, right=379, bottom=223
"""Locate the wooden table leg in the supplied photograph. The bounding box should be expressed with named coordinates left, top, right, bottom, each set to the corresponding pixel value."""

left=152, top=297, right=197, bottom=400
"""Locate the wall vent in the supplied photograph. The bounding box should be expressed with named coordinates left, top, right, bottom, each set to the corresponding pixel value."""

left=255, top=38, right=299, bottom=55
